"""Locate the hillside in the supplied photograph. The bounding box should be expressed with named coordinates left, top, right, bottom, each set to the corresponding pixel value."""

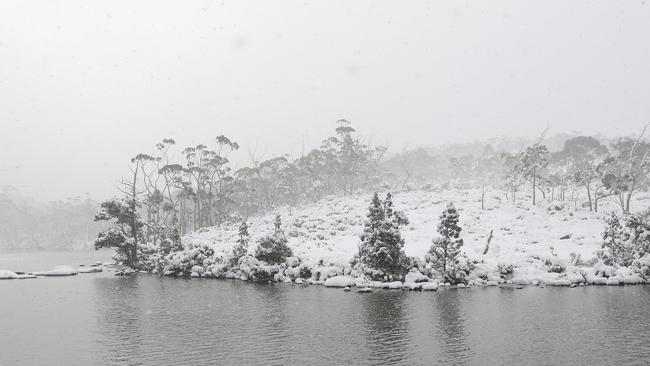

left=182, top=188, right=650, bottom=286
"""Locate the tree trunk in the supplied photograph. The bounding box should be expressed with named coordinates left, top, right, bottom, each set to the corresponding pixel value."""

left=481, top=186, right=486, bottom=210
left=626, top=191, right=633, bottom=214
left=532, top=168, right=536, bottom=206
left=585, top=183, right=593, bottom=212
left=482, top=229, right=494, bottom=255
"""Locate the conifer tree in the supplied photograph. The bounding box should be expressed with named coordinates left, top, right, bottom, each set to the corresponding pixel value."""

left=357, top=192, right=409, bottom=281
left=255, top=214, right=293, bottom=265
left=231, top=221, right=250, bottom=267
left=426, top=202, right=471, bottom=284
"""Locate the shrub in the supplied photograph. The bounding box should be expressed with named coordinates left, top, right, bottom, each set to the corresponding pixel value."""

left=255, top=215, right=293, bottom=265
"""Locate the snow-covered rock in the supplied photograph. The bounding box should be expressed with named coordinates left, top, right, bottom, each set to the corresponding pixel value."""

left=422, top=283, right=439, bottom=291
left=0, top=270, right=19, bottom=279
left=324, top=275, right=355, bottom=288
left=77, top=267, right=103, bottom=273
left=36, top=266, right=78, bottom=277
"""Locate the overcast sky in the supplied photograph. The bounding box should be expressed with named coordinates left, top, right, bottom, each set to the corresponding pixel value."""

left=1, top=0, right=649, bottom=201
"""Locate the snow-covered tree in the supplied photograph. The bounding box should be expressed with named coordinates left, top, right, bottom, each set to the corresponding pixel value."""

left=255, top=214, right=293, bottom=265
left=356, top=192, right=409, bottom=281
left=425, top=202, right=471, bottom=284
left=599, top=213, right=632, bottom=266
left=94, top=197, right=144, bottom=268
left=599, top=209, right=650, bottom=267
left=231, top=221, right=250, bottom=266
left=521, top=143, right=550, bottom=206
left=561, top=136, right=609, bottom=211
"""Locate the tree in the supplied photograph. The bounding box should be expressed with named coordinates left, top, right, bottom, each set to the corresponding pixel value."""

left=425, top=202, right=471, bottom=284
left=598, top=210, right=650, bottom=267
left=603, top=127, right=650, bottom=214
left=562, top=136, right=609, bottom=211
left=356, top=192, right=409, bottom=281
left=231, top=221, right=250, bottom=267
left=255, top=214, right=293, bottom=265
left=472, top=145, right=503, bottom=210
left=502, top=152, right=524, bottom=204
left=94, top=198, right=144, bottom=267
left=521, top=143, right=550, bottom=206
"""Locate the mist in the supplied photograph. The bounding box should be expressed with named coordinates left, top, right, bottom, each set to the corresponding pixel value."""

left=1, top=0, right=649, bottom=201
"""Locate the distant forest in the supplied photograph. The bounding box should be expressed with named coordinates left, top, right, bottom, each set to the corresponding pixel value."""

left=2, top=121, right=649, bottom=250
left=0, top=186, right=103, bottom=250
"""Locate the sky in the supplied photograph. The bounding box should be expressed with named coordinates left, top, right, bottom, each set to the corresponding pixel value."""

left=1, top=0, right=649, bottom=201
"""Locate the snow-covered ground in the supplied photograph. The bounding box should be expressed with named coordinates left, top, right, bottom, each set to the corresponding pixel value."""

left=183, top=189, right=650, bottom=286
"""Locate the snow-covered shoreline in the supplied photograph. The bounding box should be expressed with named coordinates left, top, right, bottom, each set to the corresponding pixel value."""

left=4, top=189, right=649, bottom=287
left=152, top=189, right=650, bottom=287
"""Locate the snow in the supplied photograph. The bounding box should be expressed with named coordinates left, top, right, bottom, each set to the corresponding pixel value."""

left=422, top=283, right=439, bottom=291
left=32, top=266, right=78, bottom=277
left=0, top=270, right=19, bottom=279
left=77, top=267, right=103, bottom=273
left=324, top=276, right=356, bottom=288
left=166, top=189, right=650, bottom=286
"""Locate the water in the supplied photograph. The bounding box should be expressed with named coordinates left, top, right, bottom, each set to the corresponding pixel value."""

left=1, top=251, right=649, bottom=366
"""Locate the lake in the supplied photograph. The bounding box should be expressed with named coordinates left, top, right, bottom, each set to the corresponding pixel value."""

left=1, top=250, right=649, bottom=366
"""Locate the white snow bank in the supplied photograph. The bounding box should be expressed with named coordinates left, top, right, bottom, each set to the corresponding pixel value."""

left=0, top=270, right=19, bottom=279
left=36, top=266, right=78, bottom=277
left=77, top=267, right=103, bottom=273
left=0, top=270, right=38, bottom=280
left=324, top=276, right=356, bottom=288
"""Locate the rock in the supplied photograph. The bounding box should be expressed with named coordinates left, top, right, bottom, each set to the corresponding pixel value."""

left=422, top=283, right=439, bottom=291
left=295, top=278, right=304, bottom=284
left=386, top=281, right=403, bottom=290
left=357, top=287, right=373, bottom=293
left=343, top=286, right=351, bottom=292
left=456, top=284, right=466, bottom=289
left=0, top=270, right=19, bottom=279
left=283, top=277, right=292, bottom=283
left=560, top=234, right=571, bottom=240
left=43, top=266, right=78, bottom=277
left=570, top=283, right=577, bottom=288
left=324, top=276, right=355, bottom=288
left=405, top=272, right=430, bottom=283
left=78, top=267, right=103, bottom=274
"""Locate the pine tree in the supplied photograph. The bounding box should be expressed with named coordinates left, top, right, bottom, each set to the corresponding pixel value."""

left=255, top=214, right=293, bottom=265
left=426, top=202, right=471, bottom=284
left=356, top=192, right=409, bottom=281
left=231, top=221, right=250, bottom=267
left=599, top=213, right=635, bottom=266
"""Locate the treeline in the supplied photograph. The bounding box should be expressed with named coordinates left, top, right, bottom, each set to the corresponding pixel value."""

left=95, top=121, right=650, bottom=267
left=385, top=127, right=650, bottom=214
left=95, top=120, right=386, bottom=265
left=0, top=187, right=102, bottom=250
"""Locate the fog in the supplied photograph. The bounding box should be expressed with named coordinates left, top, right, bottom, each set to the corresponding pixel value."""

left=1, top=0, right=649, bottom=201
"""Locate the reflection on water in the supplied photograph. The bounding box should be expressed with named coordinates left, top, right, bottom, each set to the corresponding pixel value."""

left=434, top=290, right=470, bottom=366
left=2, top=252, right=650, bottom=366
left=361, top=291, right=408, bottom=364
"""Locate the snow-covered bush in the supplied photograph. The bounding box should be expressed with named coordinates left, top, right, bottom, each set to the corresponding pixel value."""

left=354, top=193, right=410, bottom=281
left=598, top=210, right=650, bottom=268
left=158, top=229, right=183, bottom=256
left=255, top=215, right=293, bottom=265
left=425, top=202, right=472, bottom=284
left=599, top=213, right=635, bottom=266
left=161, top=244, right=217, bottom=277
